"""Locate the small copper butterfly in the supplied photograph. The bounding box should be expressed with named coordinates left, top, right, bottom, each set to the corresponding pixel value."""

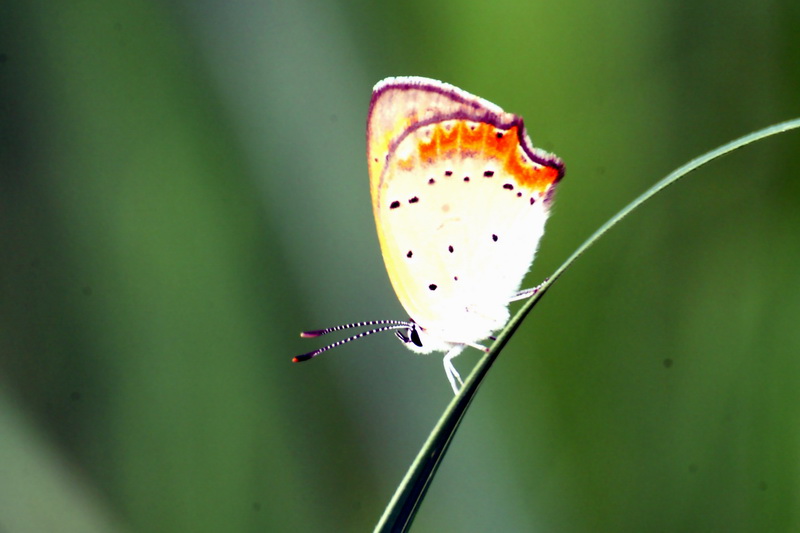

left=295, top=76, right=565, bottom=394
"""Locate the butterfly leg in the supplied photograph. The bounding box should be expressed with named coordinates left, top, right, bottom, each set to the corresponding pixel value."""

left=443, top=345, right=466, bottom=395
left=510, top=278, right=550, bottom=302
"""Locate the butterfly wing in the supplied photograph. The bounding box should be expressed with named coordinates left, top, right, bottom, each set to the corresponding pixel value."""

left=367, top=77, right=564, bottom=348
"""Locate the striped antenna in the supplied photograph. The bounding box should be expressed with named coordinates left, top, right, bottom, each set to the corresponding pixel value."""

left=294, top=320, right=413, bottom=362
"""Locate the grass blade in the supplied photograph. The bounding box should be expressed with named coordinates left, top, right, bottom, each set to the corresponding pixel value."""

left=375, top=117, right=800, bottom=532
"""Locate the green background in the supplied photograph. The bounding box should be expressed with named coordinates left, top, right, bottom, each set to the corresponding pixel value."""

left=2, top=1, right=799, bottom=531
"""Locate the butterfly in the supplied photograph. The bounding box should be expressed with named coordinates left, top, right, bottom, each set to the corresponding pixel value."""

left=295, top=76, right=564, bottom=394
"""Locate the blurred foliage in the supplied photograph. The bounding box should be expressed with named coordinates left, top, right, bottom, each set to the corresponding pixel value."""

left=0, top=0, right=798, bottom=531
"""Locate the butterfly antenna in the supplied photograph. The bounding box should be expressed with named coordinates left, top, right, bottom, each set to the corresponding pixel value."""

left=294, top=320, right=412, bottom=362
left=300, top=319, right=410, bottom=338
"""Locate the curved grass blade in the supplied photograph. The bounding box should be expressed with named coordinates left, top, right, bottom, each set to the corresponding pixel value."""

left=374, top=117, right=800, bottom=533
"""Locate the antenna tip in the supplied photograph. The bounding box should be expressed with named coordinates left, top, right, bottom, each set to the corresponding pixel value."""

left=293, top=353, right=314, bottom=363
left=300, top=330, right=323, bottom=338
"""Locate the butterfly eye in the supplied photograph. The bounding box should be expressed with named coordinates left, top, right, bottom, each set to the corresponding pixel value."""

left=409, top=325, right=423, bottom=347
left=395, top=325, right=423, bottom=347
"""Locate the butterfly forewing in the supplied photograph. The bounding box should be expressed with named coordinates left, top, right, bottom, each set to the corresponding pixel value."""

left=367, top=77, right=564, bottom=346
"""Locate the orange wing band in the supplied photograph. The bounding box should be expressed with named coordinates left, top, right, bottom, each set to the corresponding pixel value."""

left=416, top=121, right=559, bottom=191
